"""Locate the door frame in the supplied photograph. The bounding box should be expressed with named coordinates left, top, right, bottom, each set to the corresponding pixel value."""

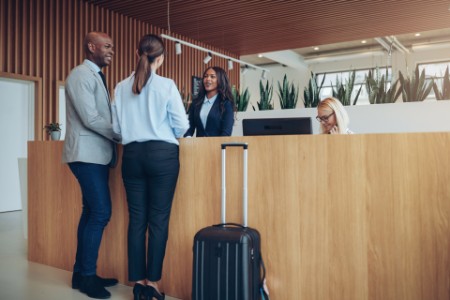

left=0, top=72, right=42, bottom=140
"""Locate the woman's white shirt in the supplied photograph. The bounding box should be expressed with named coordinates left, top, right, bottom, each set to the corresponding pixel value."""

left=199, top=94, right=218, bottom=128
left=112, top=72, right=189, bottom=145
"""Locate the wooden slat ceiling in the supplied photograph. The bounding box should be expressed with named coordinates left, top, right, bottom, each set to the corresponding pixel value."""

left=84, top=0, right=450, bottom=56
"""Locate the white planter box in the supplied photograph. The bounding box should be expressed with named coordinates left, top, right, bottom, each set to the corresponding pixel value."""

left=232, top=100, right=450, bottom=136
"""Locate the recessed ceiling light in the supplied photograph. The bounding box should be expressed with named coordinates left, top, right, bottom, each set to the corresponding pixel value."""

left=313, top=47, right=319, bottom=51
left=361, top=40, right=367, bottom=44
left=258, top=54, right=263, bottom=58
left=415, top=33, right=421, bottom=37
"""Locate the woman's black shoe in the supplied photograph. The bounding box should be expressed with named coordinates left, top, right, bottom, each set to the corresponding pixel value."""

left=145, top=285, right=165, bottom=300
left=133, top=283, right=146, bottom=300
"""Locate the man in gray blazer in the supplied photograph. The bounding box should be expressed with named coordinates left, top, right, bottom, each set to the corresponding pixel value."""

left=63, top=31, right=121, bottom=299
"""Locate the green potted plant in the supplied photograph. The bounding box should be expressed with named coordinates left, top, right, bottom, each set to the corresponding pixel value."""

left=365, top=68, right=402, bottom=104
left=252, top=80, right=274, bottom=110
left=332, top=70, right=362, bottom=106
left=43, top=122, right=62, bottom=141
left=277, top=74, right=299, bottom=109
left=303, top=71, right=325, bottom=108
left=432, top=66, right=450, bottom=100
left=232, top=85, right=251, bottom=112
left=398, top=65, right=434, bottom=102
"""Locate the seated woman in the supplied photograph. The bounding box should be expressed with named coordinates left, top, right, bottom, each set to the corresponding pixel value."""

left=184, top=66, right=235, bottom=137
left=316, top=97, right=353, bottom=134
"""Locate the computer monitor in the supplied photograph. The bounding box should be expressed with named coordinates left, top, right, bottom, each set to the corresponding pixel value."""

left=242, top=117, right=313, bottom=136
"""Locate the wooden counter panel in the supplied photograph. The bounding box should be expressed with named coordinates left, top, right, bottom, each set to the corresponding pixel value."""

left=28, top=133, right=450, bottom=300
left=27, top=142, right=129, bottom=282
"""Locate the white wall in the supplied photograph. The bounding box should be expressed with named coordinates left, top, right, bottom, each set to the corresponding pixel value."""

left=0, top=78, right=35, bottom=212
left=58, top=84, right=66, bottom=140
left=307, top=51, right=389, bottom=74
left=308, top=46, right=450, bottom=81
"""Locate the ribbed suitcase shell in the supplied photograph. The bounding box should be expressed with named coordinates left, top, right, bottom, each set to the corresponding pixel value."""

left=192, top=143, right=261, bottom=300
left=192, top=225, right=261, bottom=300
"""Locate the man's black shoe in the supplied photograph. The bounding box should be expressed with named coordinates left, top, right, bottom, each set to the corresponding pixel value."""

left=79, top=275, right=111, bottom=299
left=72, top=272, right=118, bottom=289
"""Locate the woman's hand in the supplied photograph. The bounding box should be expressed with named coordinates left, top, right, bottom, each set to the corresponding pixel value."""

left=329, top=125, right=339, bottom=134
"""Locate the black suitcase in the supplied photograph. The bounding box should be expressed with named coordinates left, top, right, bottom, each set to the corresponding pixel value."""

left=192, top=143, right=268, bottom=300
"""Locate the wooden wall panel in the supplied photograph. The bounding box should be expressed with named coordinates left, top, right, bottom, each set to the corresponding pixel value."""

left=0, top=0, right=240, bottom=140
left=28, top=133, right=450, bottom=300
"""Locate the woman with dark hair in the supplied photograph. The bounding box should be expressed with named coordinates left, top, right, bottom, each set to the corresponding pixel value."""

left=184, top=66, right=235, bottom=137
left=112, top=34, right=189, bottom=300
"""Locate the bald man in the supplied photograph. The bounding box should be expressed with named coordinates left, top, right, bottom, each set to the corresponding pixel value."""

left=63, top=32, right=121, bottom=299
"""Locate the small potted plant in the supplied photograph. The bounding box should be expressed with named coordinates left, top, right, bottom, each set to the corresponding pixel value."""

left=43, top=122, right=62, bottom=140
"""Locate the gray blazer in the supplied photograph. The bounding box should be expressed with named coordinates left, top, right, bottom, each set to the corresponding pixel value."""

left=62, top=60, right=120, bottom=165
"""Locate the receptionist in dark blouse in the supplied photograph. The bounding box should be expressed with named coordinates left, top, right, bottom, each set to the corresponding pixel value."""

left=184, top=66, right=235, bottom=137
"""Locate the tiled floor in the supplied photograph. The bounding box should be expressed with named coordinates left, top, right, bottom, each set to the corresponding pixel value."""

left=0, top=210, right=179, bottom=300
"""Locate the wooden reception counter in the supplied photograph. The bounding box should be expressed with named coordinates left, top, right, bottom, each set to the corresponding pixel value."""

left=28, top=133, right=450, bottom=300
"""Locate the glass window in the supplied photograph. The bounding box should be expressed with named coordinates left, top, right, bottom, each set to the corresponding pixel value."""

left=418, top=61, right=450, bottom=100
left=418, top=61, right=450, bottom=77
left=317, top=67, right=392, bottom=105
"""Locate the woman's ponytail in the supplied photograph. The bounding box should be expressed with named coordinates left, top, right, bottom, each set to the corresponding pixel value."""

left=132, top=54, right=152, bottom=94
left=131, top=35, right=165, bottom=95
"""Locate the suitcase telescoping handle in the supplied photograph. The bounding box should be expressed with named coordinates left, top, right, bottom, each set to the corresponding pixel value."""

left=221, top=143, right=248, bottom=227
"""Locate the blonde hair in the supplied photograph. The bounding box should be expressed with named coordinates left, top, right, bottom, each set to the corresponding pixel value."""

left=317, top=97, right=349, bottom=134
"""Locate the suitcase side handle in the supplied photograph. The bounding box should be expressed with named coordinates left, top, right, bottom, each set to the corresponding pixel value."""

left=221, top=143, right=248, bottom=227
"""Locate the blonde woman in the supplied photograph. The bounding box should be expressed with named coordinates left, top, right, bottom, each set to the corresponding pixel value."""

left=316, top=97, right=353, bottom=134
